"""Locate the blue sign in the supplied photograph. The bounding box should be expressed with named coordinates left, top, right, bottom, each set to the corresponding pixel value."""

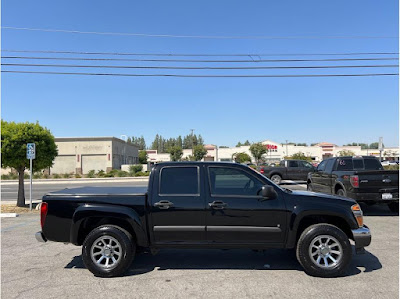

left=27, top=143, right=36, bottom=159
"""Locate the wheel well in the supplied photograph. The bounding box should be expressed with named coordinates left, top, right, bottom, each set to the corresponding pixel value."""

left=296, top=215, right=353, bottom=243
left=77, top=217, right=136, bottom=245
left=270, top=173, right=281, bottom=178
left=334, top=184, right=344, bottom=193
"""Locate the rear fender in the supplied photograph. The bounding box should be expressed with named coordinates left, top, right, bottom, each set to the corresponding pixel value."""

left=70, top=204, right=148, bottom=246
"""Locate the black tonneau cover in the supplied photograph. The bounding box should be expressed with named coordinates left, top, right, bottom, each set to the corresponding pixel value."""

left=46, top=186, right=148, bottom=196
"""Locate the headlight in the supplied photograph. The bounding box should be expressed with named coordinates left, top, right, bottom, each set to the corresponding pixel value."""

left=351, top=204, right=363, bottom=227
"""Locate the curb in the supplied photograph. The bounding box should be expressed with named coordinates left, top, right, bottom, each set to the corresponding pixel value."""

left=0, top=213, right=19, bottom=218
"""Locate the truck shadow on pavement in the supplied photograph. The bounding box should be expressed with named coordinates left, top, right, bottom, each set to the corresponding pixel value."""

left=65, top=246, right=382, bottom=277
left=359, top=203, right=399, bottom=217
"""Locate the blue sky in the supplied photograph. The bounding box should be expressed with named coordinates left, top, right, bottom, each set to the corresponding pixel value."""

left=1, top=0, right=399, bottom=147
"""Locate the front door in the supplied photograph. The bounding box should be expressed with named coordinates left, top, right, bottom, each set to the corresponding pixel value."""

left=205, top=166, right=287, bottom=245
left=150, top=165, right=206, bottom=244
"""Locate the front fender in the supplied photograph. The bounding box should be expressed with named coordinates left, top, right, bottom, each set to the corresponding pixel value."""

left=70, top=204, right=148, bottom=246
left=286, top=208, right=357, bottom=248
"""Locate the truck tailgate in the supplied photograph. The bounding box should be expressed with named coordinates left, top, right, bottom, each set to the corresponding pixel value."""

left=356, top=170, right=399, bottom=193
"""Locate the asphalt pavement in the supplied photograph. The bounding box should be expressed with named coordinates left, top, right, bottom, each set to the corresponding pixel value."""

left=1, top=205, right=397, bottom=299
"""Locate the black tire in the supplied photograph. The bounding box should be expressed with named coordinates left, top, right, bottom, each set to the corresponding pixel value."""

left=270, top=174, right=282, bottom=185
left=388, top=202, right=399, bottom=213
left=307, top=183, right=313, bottom=192
left=336, top=188, right=346, bottom=197
left=82, top=226, right=135, bottom=277
left=296, top=224, right=352, bottom=278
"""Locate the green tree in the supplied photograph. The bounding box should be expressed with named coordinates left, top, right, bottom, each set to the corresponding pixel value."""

left=130, top=135, right=146, bottom=150
left=236, top=142, right=243, bottom=147
left=337, top=150, right=355, bottom=157
left=243, top=140, right=251, bottom=146
left=138, top=150, right=148, bottom=164
left=234, top=152, right=252, bottom=163
left=1, top=121, right=58, bottom=207
left=219, top=146, right=229, bottom=148
left=289, top=152, right=312, bottom=161
left=369, top=142, right=383, bottom=149
left=168, top=146, right=183, bottom=161
left=249, top=143, right=267, bottom=165
left=193, top=145, right=208, bottom=161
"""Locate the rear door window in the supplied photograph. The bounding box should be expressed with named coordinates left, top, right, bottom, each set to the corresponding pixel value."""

left=288, top=161, right=299, bottom=168
left=336, top=158, right=354, bottom=171
left=159, top=167, right=199, bottom=195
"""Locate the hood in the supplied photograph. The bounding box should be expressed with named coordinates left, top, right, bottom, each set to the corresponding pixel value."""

left=290, top=190, right=356, bottom=204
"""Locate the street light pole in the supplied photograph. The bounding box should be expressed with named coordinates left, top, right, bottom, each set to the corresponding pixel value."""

left=286, top=140, right=289, bottom=157
left=190, top=129, right=195, bottom=155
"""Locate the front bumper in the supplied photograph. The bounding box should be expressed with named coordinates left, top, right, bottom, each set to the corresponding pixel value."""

left=35, top=231, right=47, bottom=243
left=352, top=225, right=371, bottom=254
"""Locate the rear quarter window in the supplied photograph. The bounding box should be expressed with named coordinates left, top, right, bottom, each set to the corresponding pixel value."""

left=159, top=167, right=199, bottom=195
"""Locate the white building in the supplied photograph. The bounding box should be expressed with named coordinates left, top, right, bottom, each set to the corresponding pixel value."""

left=146, top=140, right=399, bottom=164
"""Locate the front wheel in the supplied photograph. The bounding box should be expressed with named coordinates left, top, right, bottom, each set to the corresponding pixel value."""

left=82, top=226, right=135, bottom=277
left=388, top=202, right=399, bottom=213
left=296, top=224, right=352, bottom=277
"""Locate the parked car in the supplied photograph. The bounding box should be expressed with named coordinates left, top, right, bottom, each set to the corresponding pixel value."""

left=381, top=160, right=399, bottom=166
left=36, top=162, right=371, bottom=278
left=259, top=159, right=315, bottom=184
left=307, top=156, right=399, bottom=212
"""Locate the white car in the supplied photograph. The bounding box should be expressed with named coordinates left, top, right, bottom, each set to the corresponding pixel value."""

left=381, top=160, right=399, bottom=166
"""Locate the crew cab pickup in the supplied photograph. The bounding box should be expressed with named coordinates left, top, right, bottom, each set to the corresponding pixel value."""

left=259, top=159, right=315, bottom=184
left=36, top=162, right=371, bottom=278
left=307, top=156, right=399, bottom=212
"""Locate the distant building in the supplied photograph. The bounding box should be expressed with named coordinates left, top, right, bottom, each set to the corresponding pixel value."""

left=145, top=140, right=399, bottom=164
left=50, top=137, right=139, bottom=174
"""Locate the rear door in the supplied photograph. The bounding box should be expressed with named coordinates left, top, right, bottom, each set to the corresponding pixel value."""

left=298, top=160, right=315, bottom=181
left=150, top=165, right=206, bottom=244
left=205, top=165, right=287, bottom=245
left=287, top=160, right=301, bottom=180
left=312, top=160, right=327, bottom=192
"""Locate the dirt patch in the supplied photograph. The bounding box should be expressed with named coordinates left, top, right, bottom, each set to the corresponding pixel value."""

left=1, top=203, right=40, bottom=213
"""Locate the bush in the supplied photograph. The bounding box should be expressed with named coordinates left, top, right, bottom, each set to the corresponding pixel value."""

left=116, top=170, right=129, bottom=177
left=96, top=170, right=105, bottom=177
left=24, top=173, right=30, bottom=179
left=129, top=165, right=143, bottom=175
left=43, top=174, right=49, bottom=179
left=63, top=173, right=70, bottom=178
left=1, top=174, right=10, bottom=180
left=53, top=173, right=61, bottom=179
left=75, top=174, right=82, bottom=178
left=33, top=172, right=43, bottom=179
left=87, top=170, right=96, bottom=178
left=134, top=171, right=150, bottom=177
left=384, top=165, right=399, bottom=170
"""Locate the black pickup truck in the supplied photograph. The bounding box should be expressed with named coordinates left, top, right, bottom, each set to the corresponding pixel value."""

left=36, top=162, right=371, bottom=278
left=307, top=156, right=399, bottom=212
left=259, top=159, right=315, bottom=184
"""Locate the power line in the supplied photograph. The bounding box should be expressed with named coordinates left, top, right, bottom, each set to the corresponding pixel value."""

left=2, top=26, right=398, bottom=40
left=3, top=63, right=398, bottom=70
left=2, top=49, right=398, bottom=57
left=2, top=70, right=398, bottom=78
left=2, top=56, right=398, bottom=63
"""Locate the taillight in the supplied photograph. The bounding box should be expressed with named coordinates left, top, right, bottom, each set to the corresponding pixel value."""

left=40, top=202, right=48, bottom=228
left=260, top=169, right=264, bottom=174
left=350, top=175, right=359, bottom=188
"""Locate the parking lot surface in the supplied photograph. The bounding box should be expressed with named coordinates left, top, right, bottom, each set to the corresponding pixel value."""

left=2, top=199, right=398, bottom=299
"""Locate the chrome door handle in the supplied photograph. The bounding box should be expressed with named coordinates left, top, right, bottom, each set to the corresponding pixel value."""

left=209, top=201, right=227, bottom=209
left=154, top=200, right=174, bottom=209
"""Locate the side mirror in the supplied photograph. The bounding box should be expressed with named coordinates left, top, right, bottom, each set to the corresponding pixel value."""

left=261, top=185, right=278, bottom=200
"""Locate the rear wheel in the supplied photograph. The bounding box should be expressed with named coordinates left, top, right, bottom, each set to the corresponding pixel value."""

left=82, top=226, right=135, bottom=277
left=296, top=224, right=351, bottom=277
left=388, top=202, right=399, bottom=213
left=336, top=188, right=346, bottom=197
left=270, top=174, right=282, bottom=185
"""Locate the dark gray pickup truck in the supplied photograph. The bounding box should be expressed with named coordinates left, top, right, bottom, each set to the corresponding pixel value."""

left=36, top=162, right=371, bottom=278
left=307, top=156, right=399, bottom=212
left=260, top=159, right=315, bottom=184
